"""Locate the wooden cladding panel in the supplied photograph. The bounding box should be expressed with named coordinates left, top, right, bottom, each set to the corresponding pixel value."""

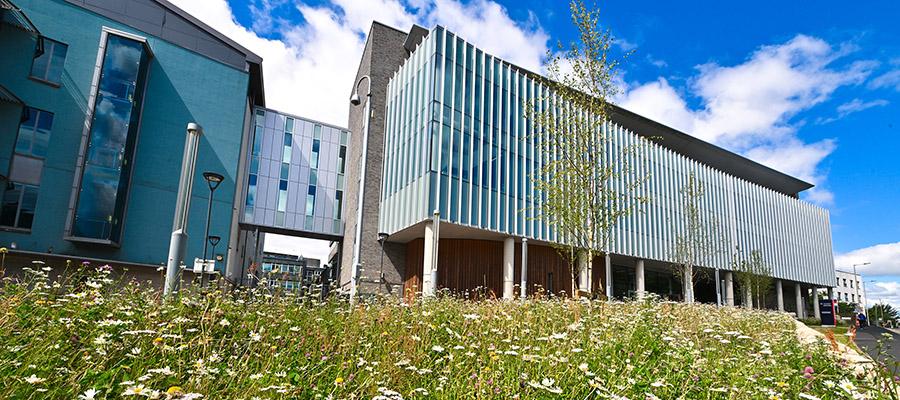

left=438, top=239, right=504, bottom=298
left=404, top=238, right=424, bottom=302
left=404, top=238, right=577, bottom=298
left=513, top=243, right=574, bottom=297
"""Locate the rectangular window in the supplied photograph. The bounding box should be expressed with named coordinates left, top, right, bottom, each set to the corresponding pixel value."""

left=0, top=183, right=38, bottom=230
left=313, top=124, right=322, bottom=139
left=305, top=186, right=316, bottom=216
left=282, top=132, right=292, bottom=162
left=334, top=190, right=343, bottom=220
left=244, top=173, right=257, bottom=221
left=71, top=33, right=150, bottom=242
left=30, top=37, right=68, bottom=85
left=285, top=117, right=294, bottom=133
left=337, top=146, right=347, bottom=174
left=311, top=139, right=320, bottom=169
left=14, top=107, right=54, bottom=159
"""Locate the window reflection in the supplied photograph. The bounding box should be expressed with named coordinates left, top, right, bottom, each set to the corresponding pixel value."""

left=72, top=34, right=150, bottom=242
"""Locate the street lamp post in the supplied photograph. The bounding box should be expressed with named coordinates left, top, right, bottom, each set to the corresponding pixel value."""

left=348, top=75, right=371, bottom=303
left=165, top=123, right=203, bottom=296
left=201, top=172, right=224, bottom=289
left=207, top=235, right=221, bottom=287
left=851, top=262, right=870, bottom=315
left=377, top=232, right=389, bottom=282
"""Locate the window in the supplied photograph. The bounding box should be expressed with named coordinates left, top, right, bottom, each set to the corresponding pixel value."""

left=71, top=33, right=150, bottom=242
left=337, top=146, right=346, bottom=174
left=0, top=183, right=38, bottom=230
left=15, top=107, right=54, bottom=158
left=305, top=186, right=316, bottom=216
left=311, top=139, right=320, bottom=169
left=333, top=191, right=342, bottom=220
left=850, top=280, right=853, bottom=289
left=30, top=37, right=68, bottom=85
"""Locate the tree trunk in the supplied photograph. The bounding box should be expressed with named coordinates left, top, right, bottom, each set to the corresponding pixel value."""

left=683, top=265, right=693, bottom=304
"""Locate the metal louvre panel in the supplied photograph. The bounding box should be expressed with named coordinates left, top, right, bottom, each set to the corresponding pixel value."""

left=379, top=26, right=834, bottom=286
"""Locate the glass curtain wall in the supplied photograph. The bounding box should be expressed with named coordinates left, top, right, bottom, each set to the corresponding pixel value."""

left=379, top=26, right=835, bottom=288
left=71, top=33, right=150, bottom=243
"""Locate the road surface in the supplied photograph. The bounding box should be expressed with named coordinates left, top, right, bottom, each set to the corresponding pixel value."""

left=854, top=326, right=900, bottom=362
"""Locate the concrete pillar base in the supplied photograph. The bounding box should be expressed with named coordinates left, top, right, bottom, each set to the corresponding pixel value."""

left=724, top=271, right=734, bottom=306
left=635, top=259, right=645, bottom=300
left=502, top=237, right=514, bottom=299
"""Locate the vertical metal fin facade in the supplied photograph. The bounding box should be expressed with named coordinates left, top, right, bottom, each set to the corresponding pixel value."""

left=379, top=26, right=835, bottom=287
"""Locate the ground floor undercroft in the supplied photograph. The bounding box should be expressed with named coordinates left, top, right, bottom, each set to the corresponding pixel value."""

left=389, top=221, right=834, bottom=319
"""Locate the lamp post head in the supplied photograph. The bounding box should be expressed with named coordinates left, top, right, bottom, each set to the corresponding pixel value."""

left=187, top=122, right=203, bottom=135
left=203, top=171, right=225, bottom=191
left=349, top=93, right=361, bottom=106
left=208, top=235, right=221, bottom=246
left=378, top=232, right=389, bottom=243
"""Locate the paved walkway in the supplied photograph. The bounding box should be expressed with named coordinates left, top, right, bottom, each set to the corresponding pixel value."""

left=854, top=326, right=900, bottom=362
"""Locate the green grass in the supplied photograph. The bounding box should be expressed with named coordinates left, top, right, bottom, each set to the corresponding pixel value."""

left=1, top=264, right=898, bottom=399
left=809, top=326, right=859, bottom=350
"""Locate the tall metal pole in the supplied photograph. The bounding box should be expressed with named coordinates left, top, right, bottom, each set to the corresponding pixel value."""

left=201, top=190, right=214, bottom=288
left=164, top=123, right=202, bottom=296
left=349, top=75, right=371, bottom=303
left=851, top=262, right=869, bottom=314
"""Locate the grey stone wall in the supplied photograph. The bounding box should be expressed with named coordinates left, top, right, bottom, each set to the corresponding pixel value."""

left=340, top=23, right=412, bottom=296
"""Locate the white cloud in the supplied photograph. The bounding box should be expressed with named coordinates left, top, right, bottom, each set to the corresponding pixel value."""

left=263, top=234, right=333, bottom=262
left=835, top=241, right=900, bottom=277
left=168, top=0, right=548, bottom=256
left=618, top=35, right=877, bottom=206
left=816, top=98, right=889, bottom=124
left=864, top=280, right=900, bottom=310
left=869, top=69, right=900, bottom=91
left=835, top=242, right=900, bottom=308
left=168, top=0, right=548, bottom=127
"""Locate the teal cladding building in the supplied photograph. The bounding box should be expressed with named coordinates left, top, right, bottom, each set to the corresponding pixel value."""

left=0, top=0, right=264, bottom=274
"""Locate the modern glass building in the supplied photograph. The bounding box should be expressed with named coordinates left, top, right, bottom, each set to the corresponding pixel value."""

left=0, top=0, right=263, bottom=280
left=242, top=108, right=348, bottom=237
left=231, top=108, right=348, bottom=286
left=343, top=24, right=836, bottom=314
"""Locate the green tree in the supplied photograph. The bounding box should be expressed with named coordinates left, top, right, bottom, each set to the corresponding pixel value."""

left=733, top=249, right=773, bottom=309
left=836, top=301, right=857, bottom=319
left=868, top=303, right=900, bottom=326
left=530, top=0, right=649, bottom=296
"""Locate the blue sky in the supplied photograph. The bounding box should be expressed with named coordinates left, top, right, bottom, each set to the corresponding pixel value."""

left=172, top=0, right=900, bottom=304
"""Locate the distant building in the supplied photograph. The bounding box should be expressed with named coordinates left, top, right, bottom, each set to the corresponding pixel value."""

left=833, top=269, right=867, bottom=310
left=259, top=251, right=324, bottom=291
left=0, top=0, right=263, bottom=282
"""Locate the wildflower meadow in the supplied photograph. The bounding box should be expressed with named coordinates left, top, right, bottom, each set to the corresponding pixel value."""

left=1, top=264, right=897, bottom=399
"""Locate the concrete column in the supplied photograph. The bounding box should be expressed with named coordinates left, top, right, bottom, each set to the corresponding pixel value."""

left=775, top=280, right=784, bottom=311
left=422, top=219, right=436, bottom=296
left=520, top=238, right=528, bottom=299
left=827, top=287, right=834, bottom=300
left=577, top=251, right=590, bottom=294
left=795, top=283, right=804, bottom=319
left=502, top=237, right=515, bottom=299
left=604, top=254, right=613, bottom=299
left=635, top=259, right=645, bottom=299
left=724, top=271, right=735, bottom=306
left=812, top=287, right=820, bottom=318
